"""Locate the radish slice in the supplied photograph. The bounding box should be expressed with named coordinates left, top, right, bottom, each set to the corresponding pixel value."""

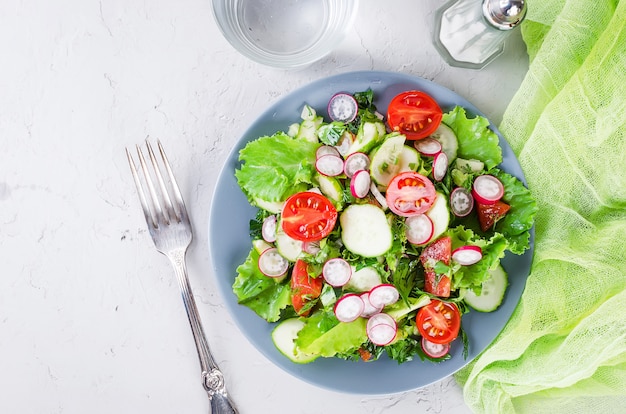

left=369, top=182, right=388, bottom=210
left=344, top=152, right=370, bottom=178
left=472, top=175, right=504, bottom=205
left=302, top=240, right=321, bottom=255
left=366, top=313, right=397, bottom=346
left=452, top=245, right=483, bottom=265
left=257, top=248, right=289, bottom=278
left=432, top=151, right=448, bottom=181
left=350, top=170, right=371, bottom=199
left=322, top=257, right=352, bottom=287
left=450, top=187, right=474, bottom=217
left=334, top=294, right=365, bottom=323
left=421, top=337, right=450, bottom=358
left=359, top=292, right=383, bottom=318
left=369, top=284, right=400, bottom=308
left=261, top=215, right=277, bottom=243
left=316, top=154, right=344, bottom=177
left=414, top=137, right=442, bottom=156
left=316, top=145, right=341, bottom=159
left=327, top=93, right=358, bottom=123
left=405, top=214, right=434, bottom=245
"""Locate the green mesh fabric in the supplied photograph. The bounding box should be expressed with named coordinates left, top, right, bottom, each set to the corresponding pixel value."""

left=456, top=1, right=626, bottom=412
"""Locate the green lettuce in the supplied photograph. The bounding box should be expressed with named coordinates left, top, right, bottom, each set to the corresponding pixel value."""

left=232, top=248, right=291, bottom=322
left=490, top=169, right=538, bottom=254
left=447, top=226, right=509, bottom=289
left=443, top=106, right=502, bottom=170
left=295, top=311, right=368, bottom=357
left=235, top=132, right=319, bottom=203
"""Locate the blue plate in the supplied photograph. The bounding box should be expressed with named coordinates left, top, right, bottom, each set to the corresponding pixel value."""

left=208, top=71, right=533, bottom=395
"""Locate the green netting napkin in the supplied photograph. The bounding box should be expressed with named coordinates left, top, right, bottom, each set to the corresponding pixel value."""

left=455, top=0, right=626, bottom=412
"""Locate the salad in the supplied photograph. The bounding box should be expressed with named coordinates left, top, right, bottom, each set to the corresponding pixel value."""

left=233, top=88, right=537, bottom=364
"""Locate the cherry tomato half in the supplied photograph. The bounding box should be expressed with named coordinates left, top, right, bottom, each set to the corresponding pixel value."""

left=281, top=192, right=338, bottom=242
left=386, top=90, right=443, bottom=140
left=477, top=200, right=511, bottom=232
left=416, top=300, right=461, bottom=344
left=291, top=259, right=323, bottom=316
left=385, top=171, right=437, bottom=217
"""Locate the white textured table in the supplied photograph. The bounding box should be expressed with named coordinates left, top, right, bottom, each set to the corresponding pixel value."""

left=0, top=1, right=528, bottom=413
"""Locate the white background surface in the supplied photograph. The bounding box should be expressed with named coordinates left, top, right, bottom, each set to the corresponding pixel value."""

left=0, top=1, right=529, bottom=413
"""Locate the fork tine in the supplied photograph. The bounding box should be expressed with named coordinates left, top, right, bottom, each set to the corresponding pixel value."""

left=126, top=147, right=158, bottom=229
left=136, top=143, right=168, bottom=225
left=145, top=140, right=178, bottom=224
left=156, top=140, right=188, bottom=222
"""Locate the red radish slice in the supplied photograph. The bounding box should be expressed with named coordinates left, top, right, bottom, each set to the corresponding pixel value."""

left=421, top=337, right=450, bottom=358
left=405, top=214, right=434, bottom=245
left=334, top=294, right=365, bottom=322
left=366, top=313, right=397, bottom=346
left=302, top=241, right=321, bottom=255
left=257, top=248, right=289, bottom=278
left=316, top=154, right=344, bottom=177
left=369, top=182, right=388, bottom=210
left=414, top=137, right=442, bottom=156
left=369, top=284, right=400, bottom=308
left=316, top=145, right=341, bottom=159
left=472, top=175, right=504, bottom=205
left=367, top=312, right=396, bottom=329
left=432, top=151, right=448, bottom=181
left=359, top=292, right=383, bottom=318
left=323, top=258, right=352, bottom=287
left=350, top=170, right=371, bottom=199
left=327, top=93, right=358, bottom=123
left=450, top=187, right=474, bottom=217
left=261, top=215, right=277, bottom=242
left=452, top=245, right=483, bottom=265
left=344, top=152, right=370, bottom=178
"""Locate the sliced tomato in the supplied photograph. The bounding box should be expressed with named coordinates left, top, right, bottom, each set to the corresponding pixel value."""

left=290, top=259, right=323, bottom=316
left=385, top=171, right=437, bottom=217
left=386, top=90, right=443, bottom=140
left=416, top=300, right=461, bottom=344
left=281, top=192, right=338, bottom=242
left=419, top=236, right=452, bottom=297
left=477, top=200, right=511, bottom=232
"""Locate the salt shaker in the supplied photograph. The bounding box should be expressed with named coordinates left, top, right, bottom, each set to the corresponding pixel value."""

left=433, top=0, right=527, bottom=69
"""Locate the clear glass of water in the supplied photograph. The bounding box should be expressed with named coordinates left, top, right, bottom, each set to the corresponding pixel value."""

left=212, top=0, right=359, bottom=68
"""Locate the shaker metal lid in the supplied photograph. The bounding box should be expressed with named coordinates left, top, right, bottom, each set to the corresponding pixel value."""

left=482, top=0, right=527, bottom=30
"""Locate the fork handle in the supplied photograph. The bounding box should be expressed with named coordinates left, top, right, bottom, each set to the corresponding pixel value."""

left=168, top=250, right=238, bottom=414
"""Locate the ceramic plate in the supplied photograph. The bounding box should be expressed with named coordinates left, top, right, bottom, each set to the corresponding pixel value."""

left=208, top=71, right=533, bottom=395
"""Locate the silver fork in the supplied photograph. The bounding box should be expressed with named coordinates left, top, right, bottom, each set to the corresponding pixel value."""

left=126, top=140, right=237, bottom=414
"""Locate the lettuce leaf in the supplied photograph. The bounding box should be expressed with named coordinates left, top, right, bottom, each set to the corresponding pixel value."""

left=232, top=248, right=291, bottom=322
left=447, top=226, right=509, bottom=289
left=235, top=132, right=319, bottom=202
left=490, top=169, right=538, bottom=254
left=443, top=106, right=502, bottom=170
left=295, top=311, right=368, bottom=357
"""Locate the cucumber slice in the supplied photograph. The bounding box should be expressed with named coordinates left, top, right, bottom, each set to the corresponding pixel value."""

left=347, top=121, right=385, bottom=155
left=344, top=266, right=382, bottom=292
left=455, top=157, right=485, bottom=173
left=252, top=239, right=272, bottom=255
left=429, top=123, right=458, bottom=161
left=275, top=224, right=303, bottom=262
left=271, top=318, right=318, bottom=364
left=317, top=174, right=344, bottom=210
left=253, top=197, right=283, bottom=214
left=300, top=104, right=317, bottom=121
left=340, top=204, right=392, bottom=257
left=398, top=145, right=420, bottom=172
left=369, top=133, right=406, bottom=186
left=462, top=266, right=508, bottom=312
left=425, top=191, right=450, bottom=240
left=296, top=117, right=323, bottom=143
